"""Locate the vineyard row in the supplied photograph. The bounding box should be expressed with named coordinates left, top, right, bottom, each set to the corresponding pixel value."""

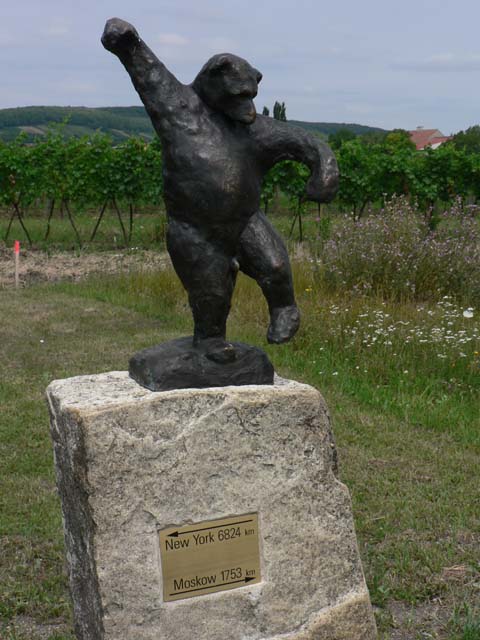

left=1, top=131, right=479, bottom=245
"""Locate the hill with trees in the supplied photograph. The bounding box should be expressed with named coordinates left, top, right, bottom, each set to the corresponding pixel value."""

left=0, top=105, right=387, bottom=142
left=288, top=120, right=388, bottom=138
left=0, top=106, right=155, bottom=142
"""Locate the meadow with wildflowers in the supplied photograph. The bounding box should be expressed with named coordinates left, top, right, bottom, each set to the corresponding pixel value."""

left=260, top=198, right=480, bottom=444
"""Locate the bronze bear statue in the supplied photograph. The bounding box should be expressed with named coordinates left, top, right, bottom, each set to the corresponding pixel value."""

left=102, top=18, right=339, bottom=389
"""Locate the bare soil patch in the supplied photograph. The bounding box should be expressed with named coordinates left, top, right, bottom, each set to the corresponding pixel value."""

left=0, top=244, right=167, bottom=289
left=2, top=615, right=72, bottom=640
left=385, top=600, right=452, bottom=639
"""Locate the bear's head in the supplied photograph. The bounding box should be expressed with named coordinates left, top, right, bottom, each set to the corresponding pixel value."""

left=192, top=53, right=262, bottom=125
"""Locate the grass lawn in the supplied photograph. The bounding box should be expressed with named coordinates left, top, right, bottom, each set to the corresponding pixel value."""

left=0, top=255, right=479, bottom=639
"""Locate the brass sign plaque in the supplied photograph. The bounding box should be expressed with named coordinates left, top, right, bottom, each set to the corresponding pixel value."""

left=159, top=513, right=261, bottom=602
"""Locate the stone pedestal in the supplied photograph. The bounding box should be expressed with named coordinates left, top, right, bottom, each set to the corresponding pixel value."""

left=46, top=372, right=377, bottom=640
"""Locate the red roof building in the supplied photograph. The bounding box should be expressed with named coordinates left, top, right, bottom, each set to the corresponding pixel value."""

left=408, top=128, right=452, bottom=150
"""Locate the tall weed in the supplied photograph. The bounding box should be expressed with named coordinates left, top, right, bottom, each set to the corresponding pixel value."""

left=312, top=198, right=480, bottom=304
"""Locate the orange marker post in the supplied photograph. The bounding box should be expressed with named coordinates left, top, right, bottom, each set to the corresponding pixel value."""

left=14, top=240, right=20, bottom=288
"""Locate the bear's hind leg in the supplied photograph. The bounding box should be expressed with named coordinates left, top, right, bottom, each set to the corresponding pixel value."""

left=238, top=211, right=300, bottom=344
left=167, top=219, right=237, bottom=360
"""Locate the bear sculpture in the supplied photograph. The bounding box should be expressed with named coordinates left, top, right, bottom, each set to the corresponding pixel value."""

left=102, top=18, right=339, bottom=390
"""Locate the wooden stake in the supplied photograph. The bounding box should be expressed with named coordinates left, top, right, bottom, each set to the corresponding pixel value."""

left=14, top=240, right=20, bottom=288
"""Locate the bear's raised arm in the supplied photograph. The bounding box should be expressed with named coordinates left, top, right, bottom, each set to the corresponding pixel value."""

left=102, top=18, right=187, bottom=133
left=253, top=116, right=339, bottom=203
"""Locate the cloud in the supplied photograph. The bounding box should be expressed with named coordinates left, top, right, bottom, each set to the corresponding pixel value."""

left=0, top=32, right=15, bottom=46
left=158, top=33, right=189, bottom=46
left=40, top=19, right=70, bottom=38
left=325, top=46, right=343, bottom=56
left=54, top=80, right=97, bottom=94
left=204, top=36, right=237, bottom=52
left=345, top=102, right=376, bottom=115
left=392, top=53, right=480, bottom=72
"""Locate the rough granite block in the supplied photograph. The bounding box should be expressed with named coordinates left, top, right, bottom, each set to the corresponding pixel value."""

left=46, top=372, right=377, bottom=640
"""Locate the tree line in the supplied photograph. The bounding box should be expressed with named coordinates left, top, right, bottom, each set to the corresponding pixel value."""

left=327, top=128, right=480, bottom=218
left=261, top=128, right=480, bottom=225
left=261, top=106, right=480, bottom=221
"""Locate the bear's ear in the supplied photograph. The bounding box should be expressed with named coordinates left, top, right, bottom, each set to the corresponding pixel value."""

left=209, top=55, right=234, bottom=76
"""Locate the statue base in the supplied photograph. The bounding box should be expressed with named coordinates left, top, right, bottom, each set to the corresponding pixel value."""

left=46, top=372, right=377, bottom=640
left=129, top=336, right=274, bottom=391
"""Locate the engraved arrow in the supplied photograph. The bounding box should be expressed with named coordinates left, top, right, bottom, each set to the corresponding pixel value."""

left=167, top=518, right=254, bottom=537
left=170, top=576, right=256, bottom=596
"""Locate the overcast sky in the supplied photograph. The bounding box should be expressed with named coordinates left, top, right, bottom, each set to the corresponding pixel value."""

left=2, top=0, right=480, bottom=133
